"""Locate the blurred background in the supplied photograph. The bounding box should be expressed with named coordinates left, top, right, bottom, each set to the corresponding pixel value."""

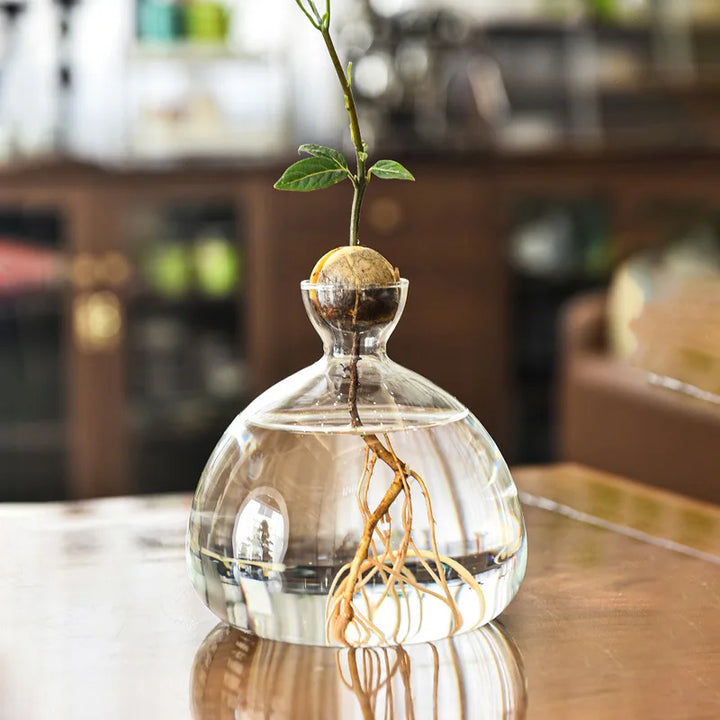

left=1, top=0, right=719, bottom=502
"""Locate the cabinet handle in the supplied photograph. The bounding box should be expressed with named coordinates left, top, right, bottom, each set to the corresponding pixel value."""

left=71, top=253, right=96, bottom=289
left=99, top=252, right=131, bottom=288
left=367, top=197, right=404, bottom=235
left=73, top=291, right=123, bottom=353
left=71, top=252, right=130, bottom=289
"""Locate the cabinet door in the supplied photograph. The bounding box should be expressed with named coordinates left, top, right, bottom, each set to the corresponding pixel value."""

left=121, top=196, right=248, bottom=495
left=0, top=204, right=69, bottom=500
left=506, top=196, right=612, bottom=463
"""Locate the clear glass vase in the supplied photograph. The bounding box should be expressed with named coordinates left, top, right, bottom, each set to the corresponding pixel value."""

left=187, top=279, right=526, bottom=647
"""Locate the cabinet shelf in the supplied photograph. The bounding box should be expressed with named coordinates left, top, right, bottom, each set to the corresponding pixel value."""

left=0, top=418, right=66, bottom=453
left=0, top=289, right=65, bottom=317
left=129, top=42, right=265, bottom=63
left=477, top=19, right=720, bottom=36
left=127, top=290, right=240, bottom=311
left=131, top=393, right=246, bottom=437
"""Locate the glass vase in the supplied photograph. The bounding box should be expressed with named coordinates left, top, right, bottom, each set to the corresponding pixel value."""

left=187, top=279, right=526, bottom=647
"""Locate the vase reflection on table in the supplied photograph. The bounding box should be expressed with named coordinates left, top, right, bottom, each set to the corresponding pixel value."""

left=190, top=620, right=527, bottom=719
left=187, top=279, right=527, bottom=647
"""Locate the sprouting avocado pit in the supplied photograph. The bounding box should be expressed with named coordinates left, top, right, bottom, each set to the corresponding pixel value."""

left=309, top=246, right=401, bottom=329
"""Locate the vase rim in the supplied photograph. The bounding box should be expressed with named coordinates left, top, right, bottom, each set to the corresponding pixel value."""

left=300, top=278, right=409, bottom=291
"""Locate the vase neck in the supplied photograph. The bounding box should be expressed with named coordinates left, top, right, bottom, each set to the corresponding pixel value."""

left=301, top=279, right=408, bottom=360
left=324, top=328, right=389, bottom=359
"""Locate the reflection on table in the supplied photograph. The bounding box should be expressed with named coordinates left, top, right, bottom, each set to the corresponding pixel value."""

left=190, top=621, right=526, bottom=720
left=3, top=465, right=720, bottom=719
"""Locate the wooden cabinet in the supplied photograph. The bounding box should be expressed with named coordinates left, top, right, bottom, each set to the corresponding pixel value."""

left=0, top=161, right=509, bottom=499
left=3, top=150, right=713, bottom=498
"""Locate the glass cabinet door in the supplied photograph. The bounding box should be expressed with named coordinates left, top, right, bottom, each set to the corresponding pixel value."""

left=508, top=196, right=612, bottom=463
left=124, top=200, right=248, bottom=494
left=0, top=208, right=68, bottom=500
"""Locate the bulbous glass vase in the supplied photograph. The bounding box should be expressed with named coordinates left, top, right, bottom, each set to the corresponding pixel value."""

left=187, top=279, right=526, bottom=647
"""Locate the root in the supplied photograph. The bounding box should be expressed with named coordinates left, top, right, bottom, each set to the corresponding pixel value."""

left=325, top=329, right=487, bottom=646
left=336, top=642, right=440, bottom=720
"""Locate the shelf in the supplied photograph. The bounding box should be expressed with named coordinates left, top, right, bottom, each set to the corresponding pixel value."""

left=514, top=273, right=608, bottom=291
left=129, top=42, right=267, bottom=63
left=127, top=289, right=240, bottom=310
left=0, top=418, right=66, bottom=452
left=0, top=288, right=66, bottom=317
left=361, top=18, right=720, bottom=53
left=477, top=18, right=720, bottom=35
left=131, top=393, right=246, bottom=438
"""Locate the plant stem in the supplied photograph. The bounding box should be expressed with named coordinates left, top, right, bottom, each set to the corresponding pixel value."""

left=294, top=0, right=320, bottom=28
left=319, top=25, right=367, bottom=246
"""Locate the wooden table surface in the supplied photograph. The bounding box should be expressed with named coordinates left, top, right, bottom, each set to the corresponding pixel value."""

left=2, top=463, right=719, bottom=720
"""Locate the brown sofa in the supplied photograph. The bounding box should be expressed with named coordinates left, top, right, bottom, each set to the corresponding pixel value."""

left=558, top=292, right=720, bottom=504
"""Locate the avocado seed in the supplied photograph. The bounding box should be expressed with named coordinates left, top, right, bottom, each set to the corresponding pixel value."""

left=309, top=246, right=401, bottom=329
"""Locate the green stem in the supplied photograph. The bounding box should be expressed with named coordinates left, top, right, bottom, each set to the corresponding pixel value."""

left=319, top=25, right=367, bottom=246
left=349, top=181, right=366, bottom=247
left=294, top=0, right=320, bottom=29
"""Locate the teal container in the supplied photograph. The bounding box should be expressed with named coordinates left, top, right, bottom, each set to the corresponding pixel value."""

left=138, top=1, right=182, bottom=43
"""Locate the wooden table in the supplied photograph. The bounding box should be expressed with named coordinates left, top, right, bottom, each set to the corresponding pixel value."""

left=2, top=464, right=719, bottom=719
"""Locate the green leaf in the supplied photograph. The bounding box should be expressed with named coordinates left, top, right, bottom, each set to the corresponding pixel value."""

left=274, top=157, right=349, bottom=192
left=297, top=143, right=348, bottom=171
left=369, top=160, right=415, bottom=181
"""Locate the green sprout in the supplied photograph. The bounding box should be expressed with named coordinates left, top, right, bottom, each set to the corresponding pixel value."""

left=274, top=0, right=414, bottom=246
